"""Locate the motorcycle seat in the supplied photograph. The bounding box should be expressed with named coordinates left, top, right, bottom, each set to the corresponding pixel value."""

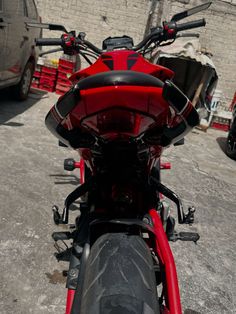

left=75, top=70, right=164, bottom=90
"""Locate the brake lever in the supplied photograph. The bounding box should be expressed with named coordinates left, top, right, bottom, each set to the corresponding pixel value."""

left=176, top=33, right=199, bottom=38
left=39, top=48, right=63, bottom=57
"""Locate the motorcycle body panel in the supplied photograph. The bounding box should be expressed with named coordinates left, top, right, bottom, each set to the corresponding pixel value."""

left=69, top=50, right=174, bottom=82
left=46, top=51, right=199, bottom=176
left=67, top=86, right=169, bottom=138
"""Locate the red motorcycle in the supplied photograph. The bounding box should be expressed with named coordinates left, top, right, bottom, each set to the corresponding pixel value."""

left=34, top=3, right=211, bottom=313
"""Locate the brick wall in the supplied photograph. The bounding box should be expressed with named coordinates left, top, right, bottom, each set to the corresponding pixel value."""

left=35, top=0, right=151, bottom=48
left=35, top=0, right=236, bottom=106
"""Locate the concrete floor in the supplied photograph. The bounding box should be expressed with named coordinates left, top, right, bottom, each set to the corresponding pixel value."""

left=0, top=90, right=235, bottom=314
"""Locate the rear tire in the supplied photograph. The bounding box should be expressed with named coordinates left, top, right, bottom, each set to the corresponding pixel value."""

left=80, top=233, right=160, bottom=314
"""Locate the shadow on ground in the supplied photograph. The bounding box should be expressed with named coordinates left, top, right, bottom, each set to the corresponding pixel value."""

left=49, top=174, right=80, bottom=186
left=216, top=136, right=227, bottom=153
left=0, top=88, right=47, bottom=125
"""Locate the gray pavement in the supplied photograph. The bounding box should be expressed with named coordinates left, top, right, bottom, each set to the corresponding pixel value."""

left=0, top=90, right=235, bottom=314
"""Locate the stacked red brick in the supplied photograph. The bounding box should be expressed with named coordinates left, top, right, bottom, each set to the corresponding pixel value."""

left=56, top=58, right=75, bottom=95
left=39, top=66, right=57, bottom=92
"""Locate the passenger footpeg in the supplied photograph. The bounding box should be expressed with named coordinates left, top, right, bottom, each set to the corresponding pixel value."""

left=54, top=248, right=72, bottom=262
left=169, top=231, right=200, bottom=244
left=52, top=231, right=73, bottom=241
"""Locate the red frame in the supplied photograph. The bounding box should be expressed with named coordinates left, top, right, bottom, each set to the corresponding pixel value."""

left=65, top=290, right=75, bottom=314
left=149, top=209, right=182, bottom=314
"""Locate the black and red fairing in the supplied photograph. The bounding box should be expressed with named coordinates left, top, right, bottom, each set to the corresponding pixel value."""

left=45, top=50, right=199, bottom=156
left=47, top=49, right=173, bottom=143
left=69, top=50, right=174, bottom=82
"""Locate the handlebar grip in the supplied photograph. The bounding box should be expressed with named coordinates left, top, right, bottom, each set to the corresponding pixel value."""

left=176, top=18, right=206, bottom=32
left=35, top=38, right=63, bottom=46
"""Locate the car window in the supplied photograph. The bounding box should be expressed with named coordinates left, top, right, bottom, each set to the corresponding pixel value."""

left=4, top=0, right=24, bottom=16
left=25, top=0, right=38, bottom=19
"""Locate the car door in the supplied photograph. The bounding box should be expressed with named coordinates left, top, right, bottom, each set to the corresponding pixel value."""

left=23, top=0, right=40, bottom=57
left=0, top=0, right=33, bottom=86
left=0, top=0, right=10, bottom=82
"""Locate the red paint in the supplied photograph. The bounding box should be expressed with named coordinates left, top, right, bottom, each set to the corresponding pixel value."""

left=149, top=209, right=182, bottom=314
left=167, top=29, right=175, bottom=36
left=65, top=289, right=75, bottom=314
left=68, top=85, right=170, bottom=146
left=69, top=50, right=174, bottom=83
left=74, top=161, right=81, bottom=168
left=160, top=162, right=171, bottom=169
left=79, top=159, right=85, bottom=184
left=161, top=306, right=170, bottom=314
left=71, top=159, right=85, bottom=183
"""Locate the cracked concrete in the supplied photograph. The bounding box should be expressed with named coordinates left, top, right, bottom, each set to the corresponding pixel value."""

left=162, top=129, right=236, bottom=314
left=0, top=90, right=235, bottom=313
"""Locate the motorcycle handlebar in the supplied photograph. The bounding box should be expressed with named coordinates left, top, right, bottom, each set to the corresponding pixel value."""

left=134, top=18, right=205, bottom=51
left=35, top=38, right=64, bottom=46
left=35, top=18, right=206, bottom=52
left=176, top=18, right=206, bottom=32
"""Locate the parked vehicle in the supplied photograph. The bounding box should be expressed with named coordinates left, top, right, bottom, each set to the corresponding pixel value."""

left=0, top=0, right=40, bottom=100
left=34, top=3, right=211, bottom=313
left=226, top=104, right=236, bottom=160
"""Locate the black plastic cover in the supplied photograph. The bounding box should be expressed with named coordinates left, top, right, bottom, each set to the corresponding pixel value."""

left=161, top=80, right=200, bottom=146
left=102, top=35, right=134, bottom=50
left=76, top=70, right=163, bottom=90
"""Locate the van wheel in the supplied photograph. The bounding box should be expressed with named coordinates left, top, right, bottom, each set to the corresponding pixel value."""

left=12, top=61, right=34, bottom=101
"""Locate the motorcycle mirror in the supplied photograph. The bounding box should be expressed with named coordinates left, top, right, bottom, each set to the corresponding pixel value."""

left=171, top=2, right=212, bottom=22
left=26, top=22, right=68, bottom=33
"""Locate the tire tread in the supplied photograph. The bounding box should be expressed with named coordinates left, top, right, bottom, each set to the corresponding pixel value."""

left=80, top=233, right=160, bottom=314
